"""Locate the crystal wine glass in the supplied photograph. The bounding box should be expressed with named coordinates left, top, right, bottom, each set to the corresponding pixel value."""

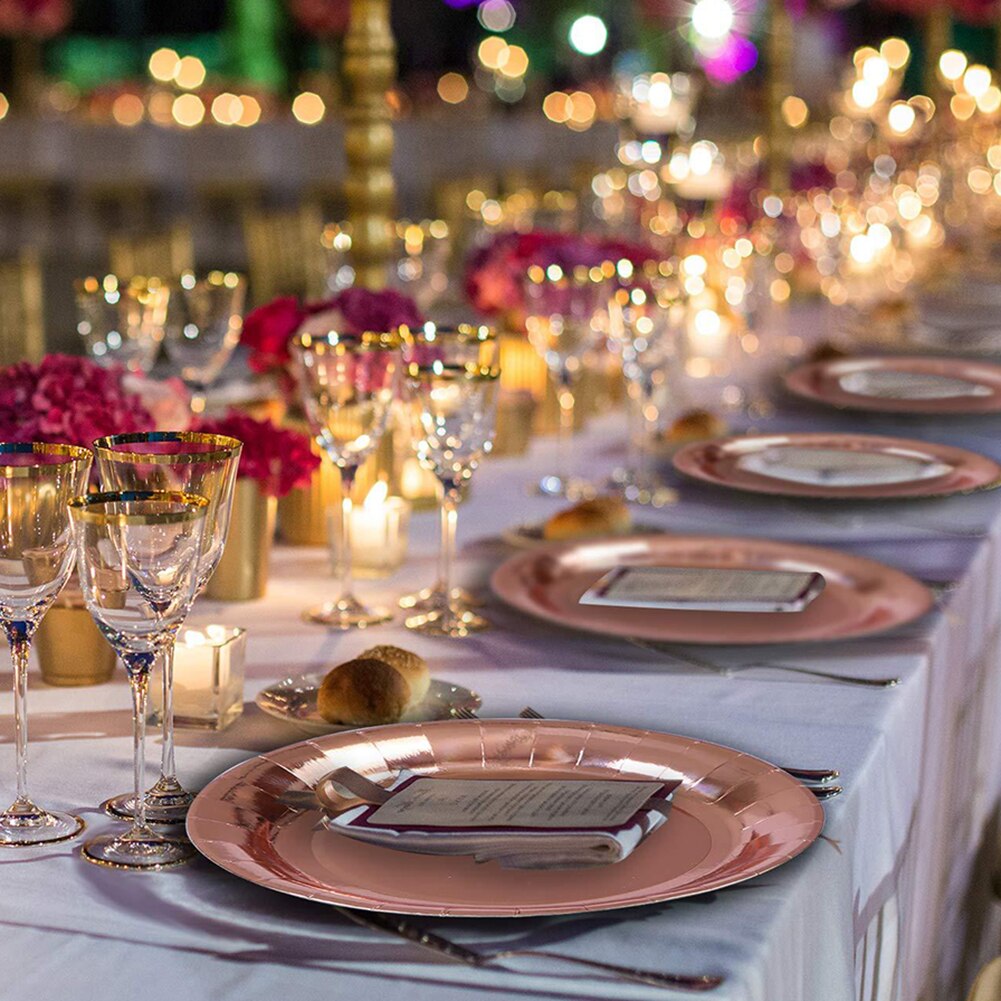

left=93, top=432, right=242, bottom=824
left=607, top=284, right=684, bottom=505
left=404, top=362, right=500, bottom=638
left=69, top=490, right=207, bottom=869
left=75, top=275, right=169, bottom=374
left=292, top=330, right=402, bottom=629
left=398, top=322, right=498, bottom=615
left=162, top=271, right=246, bottom=414
left=0, top=442, right=91, bottom=846
left=523, top=264, right=610, bottom=499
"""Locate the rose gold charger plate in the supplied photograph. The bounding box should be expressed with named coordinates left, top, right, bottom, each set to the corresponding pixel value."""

left=784, top=356, right=1001, bottom=414
left=672, top=432, right=1001, bottom=500
left=186, top=718, right=824, bottom=917
left=490, top=535, right=933, bottom=645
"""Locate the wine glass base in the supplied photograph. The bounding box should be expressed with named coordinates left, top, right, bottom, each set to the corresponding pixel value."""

left=0, top=802, right=85, bottom=846
left=304, top=602, right=393, bottom=630
left=609, top=470, right=679, bottom=508
left=398, top=586, right=481, bottom=612
left=405, top=607, right=490, bottom=638
left=535, top=475, right=596, bottom=501
left=81, top=829, right=197, bottom=870
left=102, top=781, right=193, bottom=825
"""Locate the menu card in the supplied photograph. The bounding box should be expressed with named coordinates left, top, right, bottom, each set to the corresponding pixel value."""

left=838, top=368, right=991, bottom=400
left=737, top=446, right=951, bottom=487
left=324, top=771, right=679, bottom=869
left=580, top=566, right=825, bottom=613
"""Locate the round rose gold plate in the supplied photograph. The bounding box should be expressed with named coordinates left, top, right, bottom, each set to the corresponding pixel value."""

left=490, top=535, right=932, bottom=644
left=784, top=356, right=1001, bottom=414
left=186, top=718, right=824, bottom=917
left=673, top=432, right=1001, bottom=500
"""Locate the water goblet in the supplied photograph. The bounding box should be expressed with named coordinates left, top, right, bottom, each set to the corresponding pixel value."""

left=75, top=275, right=169, bottom=374
left=292, top=330, right=402, bottom=629
left=0, top=442, right=91, bottom=846
left=398, top=322, right=497, bottom=615
left=162, top=270, right=246, bottom=414
left=93, top=432, right=242, bottom=824
left=404, top=363, right=501, bottom=638
left=607, top=285, right=684, bottom=505
left=69, top=491, right=207, bottom=869
left=523, top=264, right=610, bottom=499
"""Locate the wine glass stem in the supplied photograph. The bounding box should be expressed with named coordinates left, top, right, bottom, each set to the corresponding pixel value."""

left=158, top=638, right=176, bottom=784
left=337, top=466, right=357, bottom=604
left=438, top=487, right=459, bottom=618
left=625, top=383, right=644, bottom=478
left=124, top=658, right=151, bottom=834
left=557, top=370, right=576, bottom=489
left=6, top=626, right=32, bottom=807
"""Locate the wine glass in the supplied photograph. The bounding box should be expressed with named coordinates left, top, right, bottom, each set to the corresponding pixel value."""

left=69, top=490, right=207, bottom=869
left=404, top=362, right=501, bottom=638
left=523, top=264, right=610, bottom=499
left=0, top=442, right=91, bottom=845
left=92, top=432, right=242, bottom=824
left=291, top=330, right=402, bottom=629
left=75, top=275, right=169, bottom=374
left=398, top=322, right=497, bottom=616
left=607, top=284, right=684, bottom=505
left=162, top=270, right=246, bottom=414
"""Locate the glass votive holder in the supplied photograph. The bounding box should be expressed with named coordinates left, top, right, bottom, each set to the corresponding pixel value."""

left=329, top=481, right=411, bottom=579
left=150, top=625, right=247, bottom=731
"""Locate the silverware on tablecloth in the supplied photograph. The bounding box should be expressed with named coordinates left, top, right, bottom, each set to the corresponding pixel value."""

left=626, top=638, right=900, bottom=689
left=514, top=706, right=842, bottom=791
left=335, top=906, right=723, bottom=992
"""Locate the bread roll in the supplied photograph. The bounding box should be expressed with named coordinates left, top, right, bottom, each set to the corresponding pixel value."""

left=360, top=645, right=430, bottom=705
left=665, top=409, right=727, bottom=444
left=542, top=496, right=632, bottom=542
left=317, top=658, right=411, bottom=726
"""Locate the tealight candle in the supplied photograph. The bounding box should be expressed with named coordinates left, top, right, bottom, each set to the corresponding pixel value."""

left=330, top=480, right=411, bottom=579
left=150, top=625, right=247, bottom=731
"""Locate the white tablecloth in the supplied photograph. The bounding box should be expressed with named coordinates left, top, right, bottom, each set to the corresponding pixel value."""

left=2, top=379, right=1001, bottom=1001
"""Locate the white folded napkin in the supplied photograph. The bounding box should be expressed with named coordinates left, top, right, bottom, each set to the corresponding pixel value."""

left=321, top=769, right=679, bottom=869
left=837, top=368, right=991, bottom=401
left=737, top=446, right=951, bottom=487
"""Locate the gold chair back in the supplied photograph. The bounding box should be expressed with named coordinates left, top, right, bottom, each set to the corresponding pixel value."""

left=0, top=249, right=44, bottom=366
left=108, top=223, right=195, bottom=280
left=242, top=203, right=327, bottom=303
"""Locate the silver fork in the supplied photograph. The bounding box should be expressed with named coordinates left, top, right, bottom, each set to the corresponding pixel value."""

left=513, top=706, right=842, bottom=794
left=627, top=638, right=900, bottom=689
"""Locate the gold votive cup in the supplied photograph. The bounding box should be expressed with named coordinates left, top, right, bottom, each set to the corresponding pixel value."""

left=36, top=594, right=116, bottom=687
left=205, top=479, right=277, bottom=601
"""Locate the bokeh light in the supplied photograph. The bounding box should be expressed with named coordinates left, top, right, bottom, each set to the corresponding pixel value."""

left=477, top=0, right=515, bottom=32
left=568, top=14, right=608, bottom=56
left=437, top=72, right=469, bottom=104
left=691, top=0, right=734, bottom=42
left=171, top=93, right=205, bottom=127
left=292, top=91, right=325, bottom=124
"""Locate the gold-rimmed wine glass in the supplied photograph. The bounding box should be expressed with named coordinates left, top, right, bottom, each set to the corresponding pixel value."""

left=523, top=263, right=611, bottom=499
left=75, top=275, right=169, bottom=374
left=0, top=442, right=91, bottom=846
left=162, top=270, right=246, bottom=414
left=291, top=330, right=402, bottom=629
left=69, top=490, right=207, bottom=869
left=93, top=432, right=242, bottom=825
left=398, top=322, right=498, bottom=615
left=404, top=363, right=501, bottom=638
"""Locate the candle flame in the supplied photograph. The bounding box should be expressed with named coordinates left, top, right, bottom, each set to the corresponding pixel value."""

left=363, top=480, right=390, bottom=509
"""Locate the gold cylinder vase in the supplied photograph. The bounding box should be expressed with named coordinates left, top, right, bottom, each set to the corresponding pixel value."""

left=205, top=480, right=277, bottom=601
left=36, top=594, right=116, bottom=686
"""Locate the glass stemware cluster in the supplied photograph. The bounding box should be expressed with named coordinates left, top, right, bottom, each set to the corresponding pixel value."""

left=0, top=432, right=240, bottom=869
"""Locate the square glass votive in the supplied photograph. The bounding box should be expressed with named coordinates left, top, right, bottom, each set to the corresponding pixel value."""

left=329, top=486, right=411, bottom=579
left=150, top=625, right=247, bottom=731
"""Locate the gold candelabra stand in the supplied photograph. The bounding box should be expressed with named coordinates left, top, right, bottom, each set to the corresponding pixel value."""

left=765, top=0, right=793, bottom=194
left=343, top=0, right=396, bottom=289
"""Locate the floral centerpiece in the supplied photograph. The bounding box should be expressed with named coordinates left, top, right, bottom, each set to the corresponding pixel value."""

left=241, top=287, right=423, bottom=382
left=0, top=353, right=191, bottom=446
left=464, top=230, right=655, bottom=319
left=196, top=411, right=319, bottom=600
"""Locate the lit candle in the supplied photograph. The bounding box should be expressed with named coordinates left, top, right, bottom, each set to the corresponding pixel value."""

left=151, top=625, right=247, bottom=731
left=332, top=480, right=411, bottom=579
left=688, top=307, right=731, bottom=359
